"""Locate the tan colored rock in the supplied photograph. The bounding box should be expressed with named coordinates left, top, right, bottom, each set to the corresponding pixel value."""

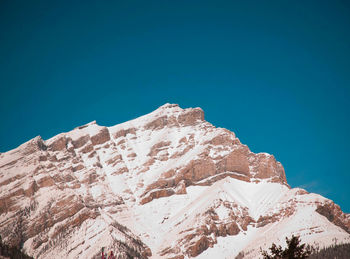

left=179, top=136, right=187, bottom=144
left=169, top=255, right=184, bottom=259
left=72, top=158, right=80, bottom=164
left=143, top=149, right=254, bottom=202
left=0, top=174, right=24, bottom=187
left=187, top=235, right=209, bottom=257
left=168, top=115, right=180, bottom=127
left=0, top=196, right=14, bottom=214
left=142, top=247, right=153, bottom=257
left=144, top=116, right=168, bottom=130
left=241, top=216, right=254, bottom=231
left=106, top=154, right=122, bottom=165
left=144, top=158, right=155, bottom=167
left=57, top=154, right=71, bottom=162
left=253, top=154, right=287, bottom=183
left=181, top=159, right=216, bottom=182
left=226, top=222, right=240, bottom=235
left=127, top=152, right=137, bottom=158
left=218, top=224, right=227, bottom=237
left=144, top=178, right=176, bottom=194
left=72, top=135, right=90, bottom=148
left=50, top=195, right=84, bottom=221
left=91, top=127, right=110, bottom=145
left=24, top=181, right=38, bottom=197
left=117, top=139, right=125, bottom=145
left=39, top=155, right=47, bottom=161
left=193, top=159, right=216, bottom=181
left=198, top=172, right=250, bottom=186
left=140, top=189, right=175, bottom=205
left=138, top=166, right=149, bottom=174
left=37, top=175, right=55, bottom=188
left=160, top=246, right=182, bottom=257
left=257, top=214, right=279, bottom=228
left=148, top=141, right=171, bottom=156
left=81, top=170, right=98, bottom=184
left=111, top=167, right=129, bottom=176
left=72, top=164, right=84, bottom=172
left=114, top=127, right=136, bottom=139
left=205, top=133, right=233, bottom=146
left=71, top=182, right=81, bottom=189
left=296, top=189, right=308, bottom=195
left=49, top=155, right=58, bottom=162
left=81, top=144, right=94, bottom=154
left=178, top=108, right=204, bottom=126
left=225, top=149, right=250, bottom=175
left=46, top=163, right=55, bottom=169
left=160, top=169, right=176, bottom=178
left=50, top=208, right=98, bottom=240
left=27, top=195, right=85, bottom=241
left=19, top=136, right=45, bottom=155
left=316, top=202, right=350, bottom=233
left=0, top=159, right=17, bottom=170
left=175, top=180, right=187, bottom=194
left=94, top=161, right=103, bottom=168
left=170, top=145, right=193, bottom=159
left=49, top=136, right=67, bottom=151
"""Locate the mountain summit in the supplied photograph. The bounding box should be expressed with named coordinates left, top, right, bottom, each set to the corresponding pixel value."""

left=0, top=104, right=349, bottom=258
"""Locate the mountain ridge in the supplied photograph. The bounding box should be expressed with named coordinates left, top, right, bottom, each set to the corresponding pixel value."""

left=0, top=104, right=349, bottom=258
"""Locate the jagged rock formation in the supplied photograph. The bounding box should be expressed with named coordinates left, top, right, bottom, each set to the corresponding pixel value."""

left=0, top=104, right=349, bottom=258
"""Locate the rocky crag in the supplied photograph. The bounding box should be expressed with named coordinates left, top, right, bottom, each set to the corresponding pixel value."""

left=0, top=104, right=349, bottom=258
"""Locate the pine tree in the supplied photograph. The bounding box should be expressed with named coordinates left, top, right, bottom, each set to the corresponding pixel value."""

left=261, top=235, right=312, bottom=259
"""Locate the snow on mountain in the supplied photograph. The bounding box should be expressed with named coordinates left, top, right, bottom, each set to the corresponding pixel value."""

left=0, top=103, right=349, bottom=258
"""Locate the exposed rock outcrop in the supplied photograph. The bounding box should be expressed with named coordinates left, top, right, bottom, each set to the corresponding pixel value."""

left=316, top=201, right=350, bottom=234
left=91, top=127, right=110, bottom=146
left=0, top=104, right=348, bottom=259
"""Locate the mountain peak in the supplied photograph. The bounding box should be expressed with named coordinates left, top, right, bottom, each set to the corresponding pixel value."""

left=158, top=103, right=179, bottom=109
left=152, top=103, right=203, bottom=118
left=0, top=105, right=349, bottom=258
left=150, top=103, right=205, bottom=126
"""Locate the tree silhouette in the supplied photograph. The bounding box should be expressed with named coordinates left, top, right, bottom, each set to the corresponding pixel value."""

left=261, top=235, right=312, bottom=259
left=0, top=235, right=33, bottom=259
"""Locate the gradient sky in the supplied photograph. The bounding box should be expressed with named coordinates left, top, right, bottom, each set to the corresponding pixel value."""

left=1, top=1, right=349, bottom=212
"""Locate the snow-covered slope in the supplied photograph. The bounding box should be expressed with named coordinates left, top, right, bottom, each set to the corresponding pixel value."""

left=0, top=104, right=349, bottom=258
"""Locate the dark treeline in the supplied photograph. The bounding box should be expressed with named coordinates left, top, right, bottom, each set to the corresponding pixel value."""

left=0, top=236, right=33, bottom=259
left=260, top=235, right=350, bottom=259
left=309, top=243, right=350, bottom=259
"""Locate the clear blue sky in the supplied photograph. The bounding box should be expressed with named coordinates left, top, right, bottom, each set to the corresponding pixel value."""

left=1, top=1, right=349, bottom=212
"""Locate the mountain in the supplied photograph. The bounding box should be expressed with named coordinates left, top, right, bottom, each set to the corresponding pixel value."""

left=0, top=103, right=349, bottom=259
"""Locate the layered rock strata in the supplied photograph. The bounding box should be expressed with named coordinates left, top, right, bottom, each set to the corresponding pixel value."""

left=0, top=104, right=349, bottom=258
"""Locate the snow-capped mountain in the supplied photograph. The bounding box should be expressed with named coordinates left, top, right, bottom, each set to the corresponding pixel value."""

left=0, top=104, right=349, bottom=258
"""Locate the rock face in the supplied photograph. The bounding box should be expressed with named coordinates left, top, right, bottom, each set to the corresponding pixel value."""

left=316, top=202, right=350, bottom=234
left=0, top=103, right=349, bottom=258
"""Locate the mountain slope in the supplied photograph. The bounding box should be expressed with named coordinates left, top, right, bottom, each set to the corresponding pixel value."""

left=0, top=104, right=349, bottom=258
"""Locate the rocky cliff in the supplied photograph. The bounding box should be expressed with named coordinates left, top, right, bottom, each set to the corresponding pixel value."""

left=0, top=104, right=349, bottom=258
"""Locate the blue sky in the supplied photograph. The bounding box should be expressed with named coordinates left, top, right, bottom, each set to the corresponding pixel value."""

left=1, top=1, right=349, bottom=212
